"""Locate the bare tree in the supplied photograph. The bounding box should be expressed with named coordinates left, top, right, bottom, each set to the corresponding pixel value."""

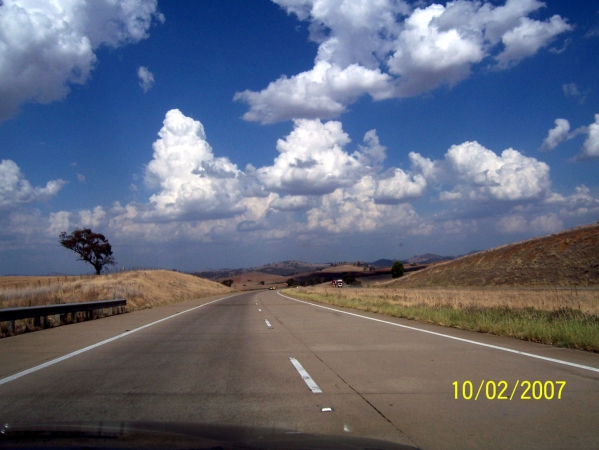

left=59, top=228, right=116, bottom=275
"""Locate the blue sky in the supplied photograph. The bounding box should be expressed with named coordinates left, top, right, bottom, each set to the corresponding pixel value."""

left=1, top=0, right=598, bottom=275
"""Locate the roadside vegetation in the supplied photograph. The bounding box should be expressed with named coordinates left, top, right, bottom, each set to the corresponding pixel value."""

left=391, top=260, right=404, bottom=278
left=0, top=270, right=233, bottom=337
left=285, top=286, right=599, bottom=352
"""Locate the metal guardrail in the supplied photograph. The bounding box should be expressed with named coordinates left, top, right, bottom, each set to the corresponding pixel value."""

left=0, top=299, right=127, bottom=336
left=0, top=299, right=126, bottom=322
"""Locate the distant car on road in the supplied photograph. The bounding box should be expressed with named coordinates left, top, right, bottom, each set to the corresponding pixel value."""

left=332, top=279, right=343, bottom=288
left=269, top=286, right=276, bottom=290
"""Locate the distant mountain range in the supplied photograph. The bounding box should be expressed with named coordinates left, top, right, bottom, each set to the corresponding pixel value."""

left=369, top=254, right=460, bottom=268
left=193, top=260, right=329, bottom=280
left=193, top=254, right=465, bottom=280
left=368, top=259, right=396, bottom=268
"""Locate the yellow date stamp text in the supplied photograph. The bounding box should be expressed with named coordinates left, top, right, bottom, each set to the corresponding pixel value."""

left=452, top=380, right=566, bottom=400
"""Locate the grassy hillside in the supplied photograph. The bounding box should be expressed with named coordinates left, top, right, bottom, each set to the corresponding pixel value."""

left=0, top=270, right=233, bottom=311
left=390, top=223, right=599, bottom=287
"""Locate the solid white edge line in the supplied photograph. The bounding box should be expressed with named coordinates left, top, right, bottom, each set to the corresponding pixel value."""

left=278, top=291, right=599, bottom=374
left=0, top=293, right=244, bottom=386
left=289, top=357, right=322, bottom=393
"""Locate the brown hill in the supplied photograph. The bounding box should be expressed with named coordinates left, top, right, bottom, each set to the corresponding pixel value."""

left=220, top=271, right=290, bottom=290
left=389, top=222, right=599, bottom=287
left=194, top=260, right=329, bottom=280
left=0, top=270, right=233, bottom=311
left=320, top=264, right=372, bottom=273
left=225, top=271, right=288, bottom=283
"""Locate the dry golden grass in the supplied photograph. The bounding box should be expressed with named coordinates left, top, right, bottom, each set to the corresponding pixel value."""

left=287, top=286, right=599, bottom=351
left=0, top=270, right=233, bottom=311
left=296, top=286, right=599, bottom=314
left=0, top=270, right=234, bottom=337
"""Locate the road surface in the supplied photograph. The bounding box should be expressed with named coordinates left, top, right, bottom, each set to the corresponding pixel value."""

left=1, top=290, right=598, bottom=449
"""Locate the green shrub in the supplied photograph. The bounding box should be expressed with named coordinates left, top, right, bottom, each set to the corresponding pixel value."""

left=391, top=261, right=404, bottom=278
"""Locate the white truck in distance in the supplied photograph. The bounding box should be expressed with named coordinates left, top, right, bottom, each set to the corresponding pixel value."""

left=332, top=279, right=344, bottom=288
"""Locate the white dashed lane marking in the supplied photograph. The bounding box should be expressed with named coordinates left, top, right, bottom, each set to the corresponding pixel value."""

left=265, top=319, right=273, bottom=329
left=289, top=357, right=322, bottom=394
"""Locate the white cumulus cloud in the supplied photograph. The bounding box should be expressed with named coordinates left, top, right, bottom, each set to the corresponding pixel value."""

left=0, top=159, right=65, bottom=210
left=530, top=213, right=563, bottom=234
left=236, top=0, right=571, bottom=123
left=437, top=141, right=550, bottom=201
left=141, top=109, right=265, bottom=222
left=53, top=112, right=432, bottom=242
left=0, top=0, right=162, bottom=121
left=354, top=129, right=387, bottom=168
left=269, top=195, right=313, bottom=211
left=497, top=215, right=528, bottom=233
left=137, top=66, right=155, bottom=93
left=48, top=210, right=71, bottom=236
left=5, top=108, right=598, bottom=264
left=234, top=61, right=394, bottom=124
left=495, top=15, right=571, bottom=69
left=256, top=118, right=365, bottom=195
left=78, top=206, right=107, bottom=228
left=540, top=118, right=570, bottom=151
left=305, top=175, right=425, bottom=234
left=49, top=114, right=559, bottom=244
left=545, top=185, right=599, bottom=218
left=578, top=114, right=599, bottom=160
left=497, top=213, right=563, bottom=234
left=387, top=3, right=486, bottom=97
left=374, top=169, right=426, bottom=204
left=562, top=82, right=587, bottom=103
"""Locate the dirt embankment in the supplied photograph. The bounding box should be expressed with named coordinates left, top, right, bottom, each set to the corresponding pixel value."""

left=390, top=223, right=599, bottom=287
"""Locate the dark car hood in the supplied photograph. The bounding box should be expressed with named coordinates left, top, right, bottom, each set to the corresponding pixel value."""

left=1, top=421, right=419, bottom=449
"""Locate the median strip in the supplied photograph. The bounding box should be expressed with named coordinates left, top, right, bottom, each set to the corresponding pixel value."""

left=289, top=357, right=322, bottom=394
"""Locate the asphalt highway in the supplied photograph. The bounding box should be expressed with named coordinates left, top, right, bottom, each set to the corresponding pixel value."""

left=1, top=289, right=598, bottom=449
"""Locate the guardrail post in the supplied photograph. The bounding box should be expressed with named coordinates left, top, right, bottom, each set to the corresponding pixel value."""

left=54, top=314, right=61, bottom=326
left=7, top=320, right=14, bottom=335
